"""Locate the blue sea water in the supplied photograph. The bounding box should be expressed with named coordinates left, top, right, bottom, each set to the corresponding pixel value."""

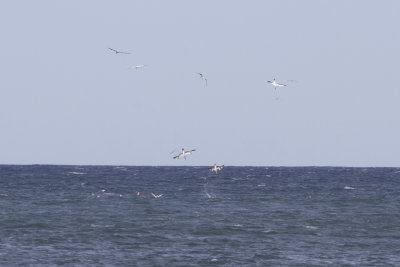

left=0, top=165, right=400, bottom=266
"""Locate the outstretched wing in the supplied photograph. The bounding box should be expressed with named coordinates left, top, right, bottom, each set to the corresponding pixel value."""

left=109, top=48, right=130, bottom=54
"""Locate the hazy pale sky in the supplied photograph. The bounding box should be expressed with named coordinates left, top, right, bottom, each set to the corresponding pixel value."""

left=0, top=1, right=399, bottom=166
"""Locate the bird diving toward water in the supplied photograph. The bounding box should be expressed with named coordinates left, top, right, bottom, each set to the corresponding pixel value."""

left=109, top=48, right=131, bottom=54
left=208, top=164, right=224, bottom=174
left=173, top=148, right=196, bottom=160
left=266, top=78, right=287, bottom=90
left=196, top=73, right=208, bottom=87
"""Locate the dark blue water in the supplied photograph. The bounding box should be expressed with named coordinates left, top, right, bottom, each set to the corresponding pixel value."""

left=1, top=165, right=400, bottom=266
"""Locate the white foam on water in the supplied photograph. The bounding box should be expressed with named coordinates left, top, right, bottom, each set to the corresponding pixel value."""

left=104, top=192, right=122, bottom=197
left=90, top=224, right=114, bottom=228
left=68, top=172, right=85, bottom=175
left=205, top=192, right=213, bottom=198
left=262, top=229, right=273, bottom=233
left=344, top=186, right=355, bottom=190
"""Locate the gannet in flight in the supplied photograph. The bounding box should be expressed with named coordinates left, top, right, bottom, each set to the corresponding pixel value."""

left=134, top=64, right=148, bottom=70
left=109, top=48, right=131, bottom=54
left=196, top=73, right=208, bottom=87
left=173, top=148, right=196, bottom=160
left=208, top=164, right=224, bottom=174
left=151, top=193, right=163, bottom=198
left=266, top=78, right=287, bottom=90
left=129, top=64, right=148, bottom=70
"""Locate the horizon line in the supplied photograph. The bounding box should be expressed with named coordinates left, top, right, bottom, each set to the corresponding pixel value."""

left=0, top=163, right=399, bottom=168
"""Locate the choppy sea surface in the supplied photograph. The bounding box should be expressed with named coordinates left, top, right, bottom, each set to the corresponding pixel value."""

left=1, top=165, right=400, bottom=266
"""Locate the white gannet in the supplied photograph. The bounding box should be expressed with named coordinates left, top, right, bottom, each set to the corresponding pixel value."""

left=208, top=164, right=224, bottom=174
left=173, top=148, right=196, bottom=160
left=129, top=64, right=148, bottom=70
left=109, top=48, right=131, bottom=54
left=266, top=78, right=287, bottom=90
left=196, top=73, right=208, bottom=87
left=151, top=193, right=163, bottom=198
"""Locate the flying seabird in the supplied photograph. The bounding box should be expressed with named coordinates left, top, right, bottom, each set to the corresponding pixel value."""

left=266, top=78, right=287, bottom=90
left=196, top=73, right=208, bottom=87
left=173, top=148, right=196, bottom=160
left=208, top=164, right=224, bottom=174
left=109, top=48, right=131, bottom=54
left=129, top=64, right=148, bottom=70
left=151, top=193, right=163, bottom=198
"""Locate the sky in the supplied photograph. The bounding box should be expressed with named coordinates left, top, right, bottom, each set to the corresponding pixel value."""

left=0, top=0, right=399, bottom=166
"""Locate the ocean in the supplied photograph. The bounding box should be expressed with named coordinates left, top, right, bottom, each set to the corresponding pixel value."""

left=0, top=165, right=399, bottom=266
